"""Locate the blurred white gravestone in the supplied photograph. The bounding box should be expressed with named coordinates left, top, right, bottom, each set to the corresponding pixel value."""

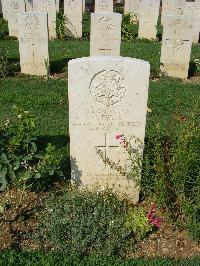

left=1, top=0, right=8, bottom=19
left=138, top=0, right=160, bottom=40
left=18, top=12, right=49, bottom=76
left=160, top=15, right=193, bottom=79
left=124, top=0, right=140, bottom=22
left=25, top=0, right=33, bottom=11
left=6, top=0, right=25, bottom=37
left=184, top=1, right=200, bottom=43
left=95, top=0, right=113, bottom=13
left=90, top=12, right=122, bottom=56
left=161, top=0, right=186, bottom=25
left=64, top=0, right=82, bottom=38
left=33, top=0, right=56, bottom=39
left=55, top=0, right=59, bottom=12
left=82, top=0, right=85, bottom=13
left=68, top=57, right=150, bottom=204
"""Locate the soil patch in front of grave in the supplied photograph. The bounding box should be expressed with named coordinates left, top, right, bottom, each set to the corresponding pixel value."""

left=0, top=187, right=200, bottom=259
left=185, top=75, right=200, bottom=84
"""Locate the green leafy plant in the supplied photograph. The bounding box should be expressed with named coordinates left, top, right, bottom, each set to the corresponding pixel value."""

left=125, top=207, right=152, bottom=240
left=142, top=103, right=200, bottom=240
left=56, top=12, right=66, bottom=39
left=121, top=14, right=138, bottom=41
left=125, top=204, right=162, bottom=241
left=0, top=18, right=8, bottom=39
left=0, top=106, right=64, bottom=191
left=56, top=11, right=84, bottom=40
left=34, top=188, right=129, bottom=256
left=194, top=59, right=200, bottom=74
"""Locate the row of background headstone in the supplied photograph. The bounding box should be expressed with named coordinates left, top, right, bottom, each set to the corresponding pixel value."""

left=1, top=0, right=199, bottom=43
left=1, top=0, right=199, bottom=79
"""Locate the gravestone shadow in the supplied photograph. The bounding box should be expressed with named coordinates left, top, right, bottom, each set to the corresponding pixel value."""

left=7, top=58, right=20, bottom=73
left=38, top=134, right=69, bottom=149
left=70, top=156, right=82, bottom=186
left=188, top=62, right=197, bottom=78
left=50, top=57, right=74, bottom=74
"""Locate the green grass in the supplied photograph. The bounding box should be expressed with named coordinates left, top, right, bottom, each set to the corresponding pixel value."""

left=0, top=77, right=68, bottom=137
left=0, top=76, right=199, bottom=138
left=1, top=39, right=199, bottom=76
left=0, top=251, right=199, bottom=266
left=0, top=38, right=199, bottom=138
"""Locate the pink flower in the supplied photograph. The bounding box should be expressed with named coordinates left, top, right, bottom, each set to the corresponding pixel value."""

left=116, top=133, right=123, bottom=140
left=147, top=210, right=155, bottom=220
left=150, top=217, right=162, bottom=229
left=147, top=204, right=162, bottom=229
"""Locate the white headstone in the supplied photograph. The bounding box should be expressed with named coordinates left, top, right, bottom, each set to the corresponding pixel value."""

left=95, top=0, right=113, bottom=13
left=1, top=0, right=7, bottom=19
left=184, top=1, right=200, bottom=43
left=64, top=0, right=82, bottom=38
left=55, top=0, right=59, bottom=12
left=161, top=0, right=186, bottom=25
left=138, top=0, right=160, bottom=40
left=160, top=15, right=193, bottom=79
left=69, top=56, right=150, bottom=204
left=33, top=0, right=56, bottom=39
left=6, top=0, right=25, bottom=37
left=25, top=0, right=33, bottom=11
left=18, top=11, right=49, bottom=76
left=124, top=0, right=140, bottom=22
left=90, top=12, right=122, bottom=56
left=82, top=0, right=85, bottom=13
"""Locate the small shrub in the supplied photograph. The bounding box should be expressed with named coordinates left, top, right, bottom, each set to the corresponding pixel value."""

left=0, top=107, right=64, bottom=191
left=34, top=188, right=129, bottom=256
left=125, top=205, right=162, bottom=241
left=194, top=59, right=200, bottom=74
left=56, top=11, right=86, bottom=40
left=142, top=104, right=200, bottom=240
left=121, top=14, right=138, bottom=41
left=0, top=18, right=8, bottom=39
left=56, top=12, right=66, bottom=39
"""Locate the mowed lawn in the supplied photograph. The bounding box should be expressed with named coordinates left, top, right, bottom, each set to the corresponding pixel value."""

left=0, top=39, right=199, bottom=149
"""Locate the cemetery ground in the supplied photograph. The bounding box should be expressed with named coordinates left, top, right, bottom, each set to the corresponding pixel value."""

left=0, top=32, right=200, bottom=264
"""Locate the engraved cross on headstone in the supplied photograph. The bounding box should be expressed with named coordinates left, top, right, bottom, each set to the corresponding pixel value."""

left=165, top=37, right=190, bottom=54
left=96, top=133, right=120, bottom=169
